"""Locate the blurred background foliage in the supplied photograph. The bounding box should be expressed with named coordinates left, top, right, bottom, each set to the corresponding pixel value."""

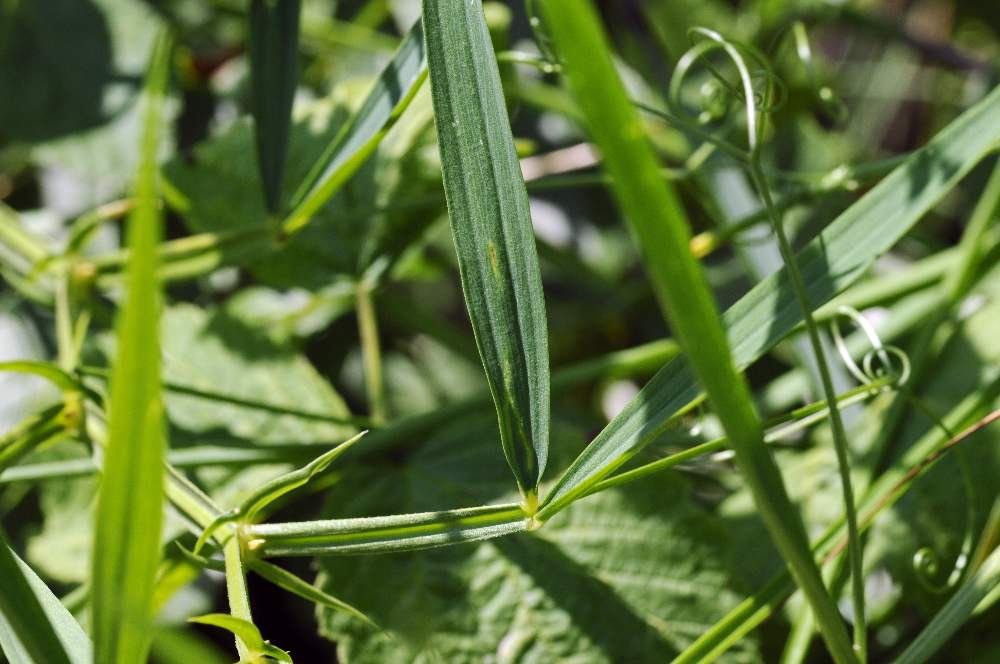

left=1, top=0, right=1000, bottom=662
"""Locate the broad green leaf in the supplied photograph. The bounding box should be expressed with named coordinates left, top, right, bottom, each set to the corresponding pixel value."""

left=0, top=527, right=76, bottom=664
left=313, top=416, right=758, bottom=662
left=537, top=2, right=854, bottom=661
left=538, top=80, right=1000, bottom=517
left=284, top=19, right=428, bottom=233
left=865, top=276, right=1000, bottom=608
left=248, top=0, right=301, bottom=214
left=91, top=31, right=170, bottom=664
left=156, top=303, right=356, bottom=445
left=423, top=0, right=551, bottom=503
left=720, top=281, right=1000, bottom=596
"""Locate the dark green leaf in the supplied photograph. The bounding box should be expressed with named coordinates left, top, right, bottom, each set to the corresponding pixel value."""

left=423, top=0, right=550, bottom=504
left=249, top=0, right=301, bottom=213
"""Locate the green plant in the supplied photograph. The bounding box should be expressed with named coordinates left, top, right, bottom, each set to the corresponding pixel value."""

left=1, top=0, right=999, bottom=662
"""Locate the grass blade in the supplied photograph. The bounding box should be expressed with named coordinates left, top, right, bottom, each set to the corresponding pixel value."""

left=283, top=20, right=427, bottom=234
left=538, top=80, right=1000, bottom=519
left=248, top=0, right=301, bottom=214
left=91, top=31, right=172, bottom=664
left=536, top=2, right=855, bottom=661
left=422, top=0, right=550, bottom=507
left=0, top=527, right=78, bottom=664
left=244, top=503, right=528, bottom=556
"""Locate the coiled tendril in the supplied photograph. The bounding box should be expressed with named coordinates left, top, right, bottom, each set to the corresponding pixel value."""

left=830, top=306, right=911, bottom=390
left=828, top=309, right=974, bottom=594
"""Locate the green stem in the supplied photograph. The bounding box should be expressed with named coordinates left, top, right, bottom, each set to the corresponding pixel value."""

left=749, top=157, right=867, bottom=660
left=223, top=535, right=253, bottom=660
left=355, top=279, right=386, bottom=424
left=245, top=503, right=528, bottom=557
left=54, top=272, right=75, bottom=372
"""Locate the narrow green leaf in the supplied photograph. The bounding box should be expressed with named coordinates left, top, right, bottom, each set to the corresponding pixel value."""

left=239, top=430, right=366, bottom=521
left=538, top=80, right=1000, bottom=518
left=249, top=0, right=301, bottom=214
left=283, top=20, right=427, bottom=234
left=0, top=404, right=67, bottom=474
left=244, top=503, right=528, bottom=556
left=193, top=432, right=366, bottom=553
left=0, top=527, right=76, bottom=664
left=247, top=559, right=378, bottom=629
left=422, top=0, right=550, bottom=505
left=536, top=3, right=855, bottom=662
left=91, top=31, right=171, bottom=664
left=0, top=361, right=82, bottom=393
left=189, top=614, right=293, bottom=663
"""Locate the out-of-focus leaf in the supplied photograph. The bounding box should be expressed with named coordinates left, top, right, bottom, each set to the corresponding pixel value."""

left=0, top=0, right=111, bottom=142
left=248, top=0, right=301, bottom=214
left=91, top=32, right=170, bottom=664
left=156, top=303, right=355, bottom=445
left=284, top=19, right=427, bottom=233
left=868, top=277, right=1000, bottom=610
left=313, top=416, right=758, bottom=663
left=0, top=528, right=80, bottom=664
left=26, top=448, right=96, bottom=583
left=423, top=0, right=550, bottom=502
left=16, top=0, right=173, bottom=215
left=163, top=87, right=438, bottom=289
left=149, top=626, right=228, bottom=664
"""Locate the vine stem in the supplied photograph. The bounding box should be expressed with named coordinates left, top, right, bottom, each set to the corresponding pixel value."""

left=748, top=157, right=867, bottom=660
left=356, top=279, right=386, bottom=425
